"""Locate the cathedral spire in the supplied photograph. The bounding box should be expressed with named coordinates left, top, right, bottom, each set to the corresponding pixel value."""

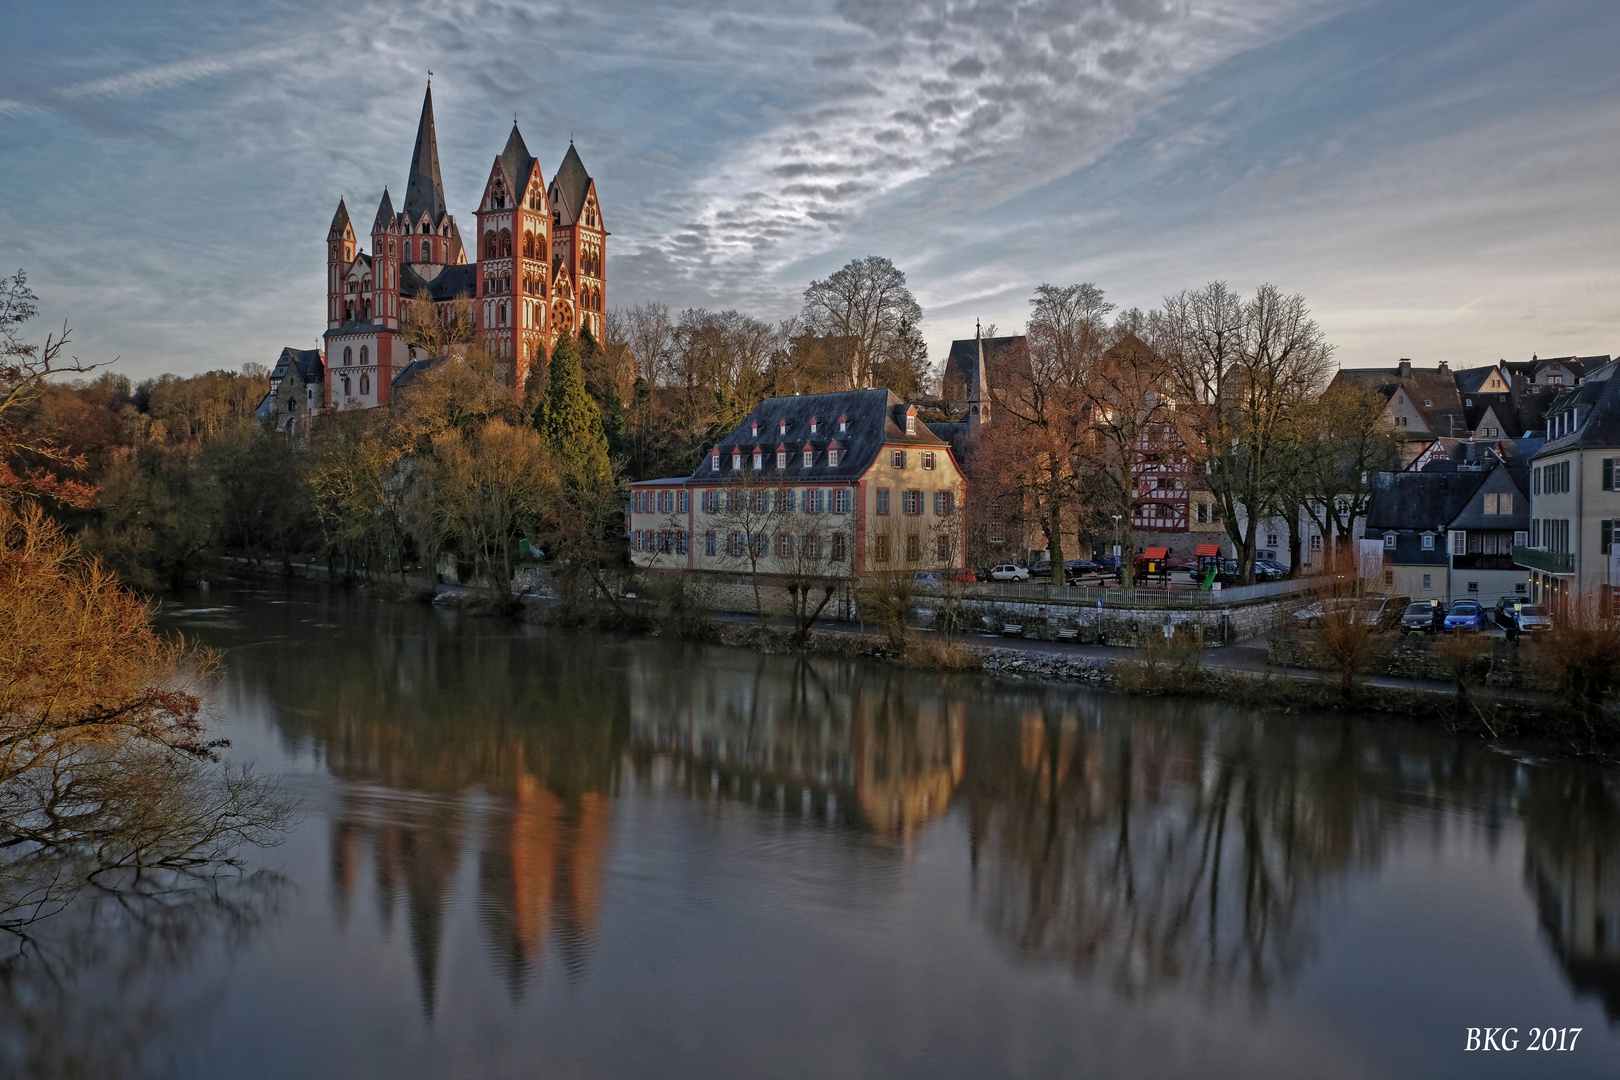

left=403, top=84, right=448, bottom=223
left=969, top=319, right=991, bottom=434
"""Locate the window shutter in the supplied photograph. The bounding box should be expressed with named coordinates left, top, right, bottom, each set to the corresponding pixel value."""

left=1605, top=520, right=1614, bottom=555
left=1606, top=458, right=1615, bottom=491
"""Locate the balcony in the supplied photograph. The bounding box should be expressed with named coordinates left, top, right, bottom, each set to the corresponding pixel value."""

left=1513, top=546, right=1573, bottom=575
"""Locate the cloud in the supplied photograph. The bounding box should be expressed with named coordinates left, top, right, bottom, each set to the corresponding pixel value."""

left=621, top=0, right=1348, bottom=301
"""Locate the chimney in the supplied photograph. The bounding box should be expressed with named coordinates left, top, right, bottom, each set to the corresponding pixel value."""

left=1437, top=361, right=1449, bottom=374
left=1398, top=359, right=1412, bottom=379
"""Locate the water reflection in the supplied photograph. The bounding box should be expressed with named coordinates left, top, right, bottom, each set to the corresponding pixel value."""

left=154, top=585, right=1620, bottom=1069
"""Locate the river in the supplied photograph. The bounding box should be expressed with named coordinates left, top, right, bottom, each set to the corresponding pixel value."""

left=5, top=581, right=1618, bottom=1078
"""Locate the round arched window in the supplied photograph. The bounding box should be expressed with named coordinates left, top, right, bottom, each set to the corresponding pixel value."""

left=343, top=347, right=352, bottom=366
left=360, top=372, right=370, bottom=395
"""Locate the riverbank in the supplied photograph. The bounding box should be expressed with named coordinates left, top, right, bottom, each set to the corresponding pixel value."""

left=219, top=558, right=1599, bottom=757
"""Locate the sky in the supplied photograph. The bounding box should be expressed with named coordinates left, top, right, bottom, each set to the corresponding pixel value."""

left=2, top=0, right=1618, bottom=382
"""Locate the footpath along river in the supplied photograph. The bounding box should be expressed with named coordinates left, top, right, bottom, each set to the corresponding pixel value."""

left=6, top=580, right=1618, bottom=1078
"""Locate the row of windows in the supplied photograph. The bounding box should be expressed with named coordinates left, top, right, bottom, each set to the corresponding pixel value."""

left=750, top=417, right=846, bottom=437
left=716, top=446, right=847, bottom=470
left=874, top=489, right=954, bottom=516
left=1531, top=519, right=1570, bottom=552
left=337, top=372, right=371, bottom=397
left=1535, top=461, right=1571, bottom=494
left=636, top=490, right=693, bottom=514
left=888, top=449, right=936, bottom=469
left=634, top=530, right=854, bottom=562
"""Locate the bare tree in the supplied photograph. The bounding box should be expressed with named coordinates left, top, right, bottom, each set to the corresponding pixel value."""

left=800, top=256, right=925, bottom=391
left=1156, top=283, right=1334, bottom=583
left=619, top=301, right=674, bottom=386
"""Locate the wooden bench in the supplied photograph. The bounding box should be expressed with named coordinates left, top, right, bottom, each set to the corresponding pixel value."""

left=1001, top=624, right=1024, bottom=637
left=1055, top=627, right=1079, bottom=642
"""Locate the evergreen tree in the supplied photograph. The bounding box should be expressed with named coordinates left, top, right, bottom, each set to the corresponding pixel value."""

left=539, top=331, right=612, bottom=494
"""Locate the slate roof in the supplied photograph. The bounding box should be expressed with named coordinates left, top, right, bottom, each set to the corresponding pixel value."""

left=372, top=189, right=396, bottom=233
left=1502, top=354, right=1609, bottom=383
left=403, top=85, right=449, bottom=224
left=497, top=124, right=539, bottom=198
left=390, top=355, right=445, bottom=391
left=1365, top=469, right=1490, bottom=531
left=255, top=347, right=325, bottom=419
left=1452, top=364, right=1503, bottom=395
left=673, top=389, right=949, bottom=485
left=942, top=336, right=1027, bottom=405
left=551, top=143, right=592, bottom=226
left=327, top=198, right=351, bottom=241
left=1536, top=361, right=1620, bottom=457
left=400, top=262, right=478, bottom=303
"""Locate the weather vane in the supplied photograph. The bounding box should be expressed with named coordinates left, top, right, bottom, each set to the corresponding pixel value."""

left=427, top=70, right=433, bottom=84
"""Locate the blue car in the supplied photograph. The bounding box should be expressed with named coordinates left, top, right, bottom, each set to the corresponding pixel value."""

left=1442, top=600, right=1487, bottom=633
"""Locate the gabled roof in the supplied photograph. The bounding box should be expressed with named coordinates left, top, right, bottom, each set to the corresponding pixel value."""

left=1453, top=364, right=1506, bottom=395
left=372, top=188, right=396, bottom=233
left=403, top=85, right=449, bottom=223
left=1332, top=364, right=1469, bottom=440
left=550, top=143, right=592, bottom=226
left=942, top=335, right=1027, bottom=404
left=496, top=124, right=539, bottom=200
left=689, top=389, right=947, bottom=484
left=1365, top=468, right=1490, bottom=531
left=390, top=355, right=445, bottom=391
left=327, top=198, right=352, bottom=241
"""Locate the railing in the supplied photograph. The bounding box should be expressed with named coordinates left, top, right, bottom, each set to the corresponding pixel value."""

left=1450, top=553, right=1519, bottom=571
left=916, top=574, right=1337, bottom=609
left=1512, top=546, right=1573, bottom=574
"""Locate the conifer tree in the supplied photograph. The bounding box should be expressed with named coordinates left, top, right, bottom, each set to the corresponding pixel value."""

left=539, top=331, right=612, bottom=494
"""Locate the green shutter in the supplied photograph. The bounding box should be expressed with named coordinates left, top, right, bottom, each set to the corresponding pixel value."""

left=1605, top=520, right=1613, bottom=556
left=1606, top=459, right=1614, bottom=491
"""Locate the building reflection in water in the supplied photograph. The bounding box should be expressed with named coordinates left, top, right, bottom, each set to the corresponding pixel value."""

left=217, top=587, right=1620, bottom=1023
left=624, top=649, right=964, bottom=847
left=1521, top=767, right=1620, bottom=1019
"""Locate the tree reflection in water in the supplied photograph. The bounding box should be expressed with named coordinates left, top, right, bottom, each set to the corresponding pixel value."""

left=0, top=867, right=284, bottom=1078
left=193, top=586, right=1620, bottom=1033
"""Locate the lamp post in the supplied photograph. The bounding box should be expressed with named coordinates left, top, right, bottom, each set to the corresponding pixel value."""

left=1111, top=514, right=1123, bottom=587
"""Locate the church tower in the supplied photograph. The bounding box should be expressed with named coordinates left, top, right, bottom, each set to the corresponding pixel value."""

left=548, top=142, right=607, bottom=344
left=370, top=188, right=401, bottom=334
left=326, top=199, right=354, bottom=330
left=475, top=122, right=550, bottom=388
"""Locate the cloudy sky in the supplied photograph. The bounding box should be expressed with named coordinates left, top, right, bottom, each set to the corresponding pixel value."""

left=3, top=0, right=1618, bottom=380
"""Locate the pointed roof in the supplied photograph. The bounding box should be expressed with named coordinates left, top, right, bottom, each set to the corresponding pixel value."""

left=969, top=324, right=988, bottom=404
left=327, top=198, right=352, bottom=241
left=372, top=188, right=396, bottom=233
left=497, top=124, right=539, bottom=198
left=551, top=143, right=592, bottom=225
left=403, top=85, right=449, bottom=223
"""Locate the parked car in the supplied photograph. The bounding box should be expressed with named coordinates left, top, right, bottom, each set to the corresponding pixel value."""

left=1443, top=599, right=1489, bottom=633
left=1494, top=598, right=1552, bottom=634
left=1096, top=554, right=1123, bottom=571
left=1027, top=561, right=1054, bottom=579
left=1400, top=600, right=1445, bottom=635
left=1064, top=559, right=1100, bottom=582
left=988, top=564, right=1030, bottom=582
left=1294, top=594, right=1410, bottom=629
left=945, top=568, right=978, bottom=584
left=1253, top=558, right=1289, bottom=582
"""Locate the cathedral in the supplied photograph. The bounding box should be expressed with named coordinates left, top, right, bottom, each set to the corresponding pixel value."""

left=322, top=84, right=607, bottom=408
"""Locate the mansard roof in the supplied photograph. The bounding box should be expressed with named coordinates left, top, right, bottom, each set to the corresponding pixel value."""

left=1536, top=361, right=1620, bottom=456
left=327, top=198, right=352, bottom=241
left=403, top=84, right=449, bottom=223
left=551, top=143, right=593, bottom=226
left=496, top=124, right=540, bottom=197
left=690, top=389, right=947, bottom=485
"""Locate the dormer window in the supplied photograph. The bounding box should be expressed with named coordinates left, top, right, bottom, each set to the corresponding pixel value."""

left=778, top=419, right=788, bottom=434
left=732, top=449, right=741, bottom=470
left=1384, top=532, right=1397, bottom=550
left=751, top=421, right=759, bottom=437
left=803, top=447, right=813, bottom=467
left=838, top=416, right=847, bottom=433
left=711, top=448, right=720, bottom=471
left=906, top=415, right=916, bottom=434
left=828, top=443, right=841, bottom=467
left=752, top=448, right=763, bottom=470
left=776, top=443, right=788, bottom=469
left=810, top=418, right=819, bottom=433
left=1421, top=533, right=1434, bottom=550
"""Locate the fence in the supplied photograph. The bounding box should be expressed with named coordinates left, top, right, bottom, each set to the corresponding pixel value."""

left=919, top=574, right=1336, bottom=610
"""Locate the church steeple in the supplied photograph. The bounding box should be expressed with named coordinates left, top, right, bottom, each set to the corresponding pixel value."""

left=968, top=318, right=991, bottom=435
left=403, top=84, right=448, bottom=223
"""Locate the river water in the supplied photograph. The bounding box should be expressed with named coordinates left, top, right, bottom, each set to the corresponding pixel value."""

left=6, top=582, right=1619, bottom=1077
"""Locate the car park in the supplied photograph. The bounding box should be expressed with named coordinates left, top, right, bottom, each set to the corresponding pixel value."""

left=1027, top=562, right=1054, bottom=579
left=1295, top=595, right=1411, bottom=629
left=1064, top=559, right=1099, bottom=583
left=1253, top=559, right=1289, bottom=581
left=1442, top=600, right=1488, bottom=633
left=988, top=564, right=1030, bottom=582
left=1400, top=600, right=1445, bottom=635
